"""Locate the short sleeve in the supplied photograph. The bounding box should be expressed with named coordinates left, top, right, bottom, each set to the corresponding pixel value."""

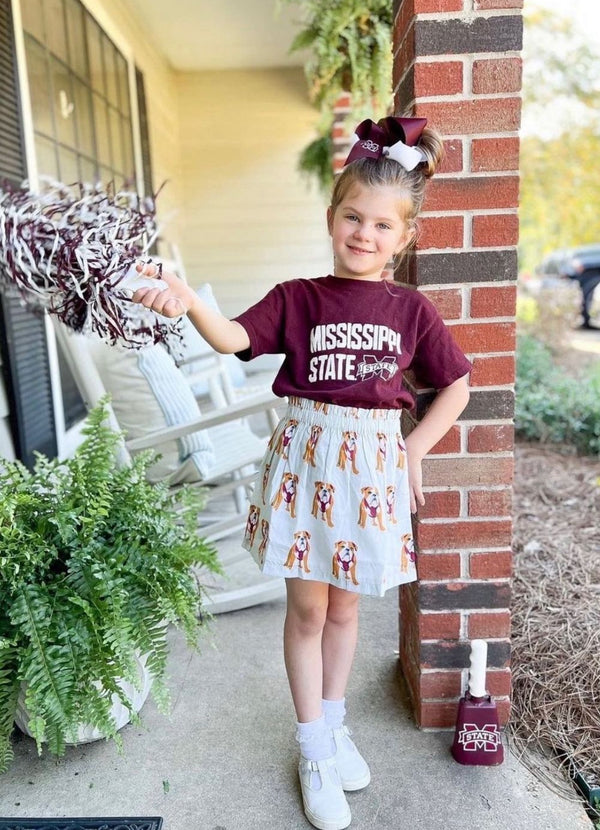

left=410, top=298, right=472, bottom=389
left=231, top=284, right=286, bottom=362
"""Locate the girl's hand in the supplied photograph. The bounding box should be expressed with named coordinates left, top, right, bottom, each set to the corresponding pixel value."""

left=406, top=439, right=426, bottom=514
left=131, top=260, right=195, bottom=318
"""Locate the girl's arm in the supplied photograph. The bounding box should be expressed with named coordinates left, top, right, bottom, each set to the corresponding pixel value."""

left=405, top=374, right=470, bottom=513
left=132, top=262, right=250, bottom=354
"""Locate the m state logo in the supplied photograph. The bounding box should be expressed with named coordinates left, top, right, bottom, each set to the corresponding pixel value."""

left=457, top=723, right=501, bottom=752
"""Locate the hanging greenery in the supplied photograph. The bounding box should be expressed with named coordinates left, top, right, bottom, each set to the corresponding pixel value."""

left=279, top=0, right=394, bottom=194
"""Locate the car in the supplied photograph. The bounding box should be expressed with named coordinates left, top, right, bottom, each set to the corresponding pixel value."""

left=536, top=244, right=600, bottom=329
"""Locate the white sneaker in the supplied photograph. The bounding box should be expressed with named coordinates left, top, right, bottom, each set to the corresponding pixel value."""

left=298, top=756, right=352, bottom=830
left=331, top=726, right=371, bottom=791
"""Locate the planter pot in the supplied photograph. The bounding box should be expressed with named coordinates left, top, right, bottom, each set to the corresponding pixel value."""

left=15, top=652, right=153, bottom=744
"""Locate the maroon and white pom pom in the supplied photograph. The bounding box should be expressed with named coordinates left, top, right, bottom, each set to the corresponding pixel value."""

left=0, top=178, right=182, bottom=351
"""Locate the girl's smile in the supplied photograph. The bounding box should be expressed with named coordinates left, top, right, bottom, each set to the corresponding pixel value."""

left=328, top=182, right=411, bottom=281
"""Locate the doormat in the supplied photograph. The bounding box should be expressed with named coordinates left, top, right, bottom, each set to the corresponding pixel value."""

left=0, top=820, right=163, bottom=830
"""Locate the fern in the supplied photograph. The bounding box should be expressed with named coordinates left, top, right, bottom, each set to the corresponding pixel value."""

left=279, top=0, right=393, bottom=191
left=0, top=398, right=220, bottom=772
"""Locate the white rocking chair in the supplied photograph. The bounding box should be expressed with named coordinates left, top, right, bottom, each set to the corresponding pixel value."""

left=52, top=319, right=286, bottom=614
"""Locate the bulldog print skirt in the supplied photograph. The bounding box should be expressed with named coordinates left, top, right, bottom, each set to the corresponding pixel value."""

left=242, top=396, right=416, bottom=597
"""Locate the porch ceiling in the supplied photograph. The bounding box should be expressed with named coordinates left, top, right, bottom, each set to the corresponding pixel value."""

left=124, top=0, right=307, bottom=71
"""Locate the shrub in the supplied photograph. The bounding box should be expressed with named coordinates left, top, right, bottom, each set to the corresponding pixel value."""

left=516, top=334, right=600, bottom=454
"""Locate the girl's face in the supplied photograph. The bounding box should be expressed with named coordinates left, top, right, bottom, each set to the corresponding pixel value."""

left=327, top=182, right=412, bottom=282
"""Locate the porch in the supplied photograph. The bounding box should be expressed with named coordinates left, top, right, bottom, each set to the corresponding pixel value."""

left=0, top=584, right=589, bottom=829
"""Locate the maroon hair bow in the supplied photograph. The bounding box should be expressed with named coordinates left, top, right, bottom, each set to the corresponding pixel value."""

left=344, top=117, right=428, bottom=170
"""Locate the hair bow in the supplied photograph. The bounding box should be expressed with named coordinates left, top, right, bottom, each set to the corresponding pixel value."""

left=344, top=117, right=428, bottom=171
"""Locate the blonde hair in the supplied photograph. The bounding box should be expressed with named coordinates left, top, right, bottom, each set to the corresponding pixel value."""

left=329, top=125, right=444, bottom=245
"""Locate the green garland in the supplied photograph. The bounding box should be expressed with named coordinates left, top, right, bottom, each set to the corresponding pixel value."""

left=0, top=398, right=220, bottom=772
left=280, top=0, right=394, bottom=193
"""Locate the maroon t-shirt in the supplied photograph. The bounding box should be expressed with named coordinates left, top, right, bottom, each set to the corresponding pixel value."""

left=233, top=275, right=472, bottom=409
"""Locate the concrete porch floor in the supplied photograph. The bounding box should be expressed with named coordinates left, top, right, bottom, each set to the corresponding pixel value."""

left=0, top=564, right=591, bottom=830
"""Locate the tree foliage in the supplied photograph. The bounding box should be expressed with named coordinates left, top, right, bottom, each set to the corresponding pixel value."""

left=520, top=6, right=600, bottom=272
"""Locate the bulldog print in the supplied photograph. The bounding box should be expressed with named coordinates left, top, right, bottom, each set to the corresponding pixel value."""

left=274, top=419, right=299, bottom=459
left=396, top=433, right=406, bottom=469
left=284, top=530, right=312, bottom=573
left=358, top=485, right=386, bottom=531
left=337, top=431, right=359, bottom=475
left=257, top=519, right=270, bottom=565
left=386, top=485, right=397, bottom=525
left=302, top=424, right=323, bottom=467
left=244, top=504, right=261, bottom=547
left=271, top=472, right=299, bottom=518
left=261, top=463, right=271, bottom=503
left=311, top=481, right=335, bottom=528
left=376, top=432, right=388, bottom=472
left=401, top=533, right=416, bottom=572
left=332, top=540, right=359, bottom=586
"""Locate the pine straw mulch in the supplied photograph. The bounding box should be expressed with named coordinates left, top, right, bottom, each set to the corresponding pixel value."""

left=510, top=441, right=600, bottom=799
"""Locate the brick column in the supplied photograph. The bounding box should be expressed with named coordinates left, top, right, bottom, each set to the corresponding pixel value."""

left=393, top=0, right=522, bottom=728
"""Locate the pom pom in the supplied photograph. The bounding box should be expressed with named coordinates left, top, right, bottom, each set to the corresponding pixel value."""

left=0, top=178, right=182, bottom=352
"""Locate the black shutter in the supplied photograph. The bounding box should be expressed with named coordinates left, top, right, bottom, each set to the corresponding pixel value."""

left=135, top=66, right=154, bottom=198
left=0, top=0, right=57, bottom=466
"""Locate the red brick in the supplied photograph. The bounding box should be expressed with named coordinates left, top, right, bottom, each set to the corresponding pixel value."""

left=429, top=424, right=461, bottom=454
left=419, top=611, right=461, bottom=639
left=420, top=581, right=511, bottom=612
left=334, top=93, right=352, bottom=109
left=468, top=489, right=512, bottom=517
left=424, top=456, right=513, bottom=487
left=424, top=176, right=519, bottom=212
left=449, top=321, right=515, bottom=353
left=415, top=60, right=463, bottom=97
left=419, top=489, right=461, bottom=519
left=421, top=288, right=463, bottom=320
left=470, top=285, right=516, bottom=318
left=393, top=33, right=415, bottom=93
left=415, top=0, right=463, bottom=10
left=416, top=98, right=521, bottom=135
left=472, top=58, right=522, bottom=95
left=467, top=424, right=514, bottom=453
left=418, top=700, right=459, bottom=728
left=470, top=355, right=515, bottom=386
left=420, top=671, right=463, bottom=699
left=418, top=552, right=462, bottom=580
left=472, top=213, right=519, bottom=248
left=486, top=669, right=512, bottom=697
left=417, top=519, right=512, bottom=550
left=419, top=216, right=464, bottom=250
left=419, top=694, right=510, bottom=728
left=475, top=0, right=522, bottom=8
left=469, top=550, right=513, bottom=578
left=440, top=139, right=463, bottom=174
left=471, top=137, right=520, bottom=172
left=468, top=611, right=511, bottom=639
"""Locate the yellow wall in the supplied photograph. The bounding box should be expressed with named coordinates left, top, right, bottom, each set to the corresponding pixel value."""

left=175, top=68, right=332, bottom=318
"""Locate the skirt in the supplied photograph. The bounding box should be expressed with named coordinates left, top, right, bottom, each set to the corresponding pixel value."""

left=241, top=396, right=417, bottom=597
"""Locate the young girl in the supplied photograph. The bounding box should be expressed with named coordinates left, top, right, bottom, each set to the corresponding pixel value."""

left=133, top=116, right=471, bottom=830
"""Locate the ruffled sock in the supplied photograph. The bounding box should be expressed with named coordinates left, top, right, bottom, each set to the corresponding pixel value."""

left=295, top=714, right=332, bottom=761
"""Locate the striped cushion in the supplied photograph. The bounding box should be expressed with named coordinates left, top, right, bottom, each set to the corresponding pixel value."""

left=89, top=338, right=215, bottom=484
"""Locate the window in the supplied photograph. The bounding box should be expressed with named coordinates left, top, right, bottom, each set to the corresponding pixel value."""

left=21, top=0, right=135, bottom=187
left=17, top=0, right=142, bottom=445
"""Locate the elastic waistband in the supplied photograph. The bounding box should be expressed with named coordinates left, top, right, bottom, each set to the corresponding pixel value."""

left=286, top=396, right=402, bottom=434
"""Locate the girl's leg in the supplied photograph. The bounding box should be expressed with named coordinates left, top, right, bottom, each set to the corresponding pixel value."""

left=283, top=578, right=330, bottom=723
left=321, top=585, right=360, bottom=701
left=321, top=585, right=371, bottom=793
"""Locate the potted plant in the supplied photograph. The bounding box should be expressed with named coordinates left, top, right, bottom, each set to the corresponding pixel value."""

left=279, top=0, right=394, bottom=192
left=0, top=398, right=220, bottom=773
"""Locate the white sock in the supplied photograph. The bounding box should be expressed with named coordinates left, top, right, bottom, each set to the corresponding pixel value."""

left=322, top=697, right=346, bottom=730
left=295, top=714, right=332, bottom=761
